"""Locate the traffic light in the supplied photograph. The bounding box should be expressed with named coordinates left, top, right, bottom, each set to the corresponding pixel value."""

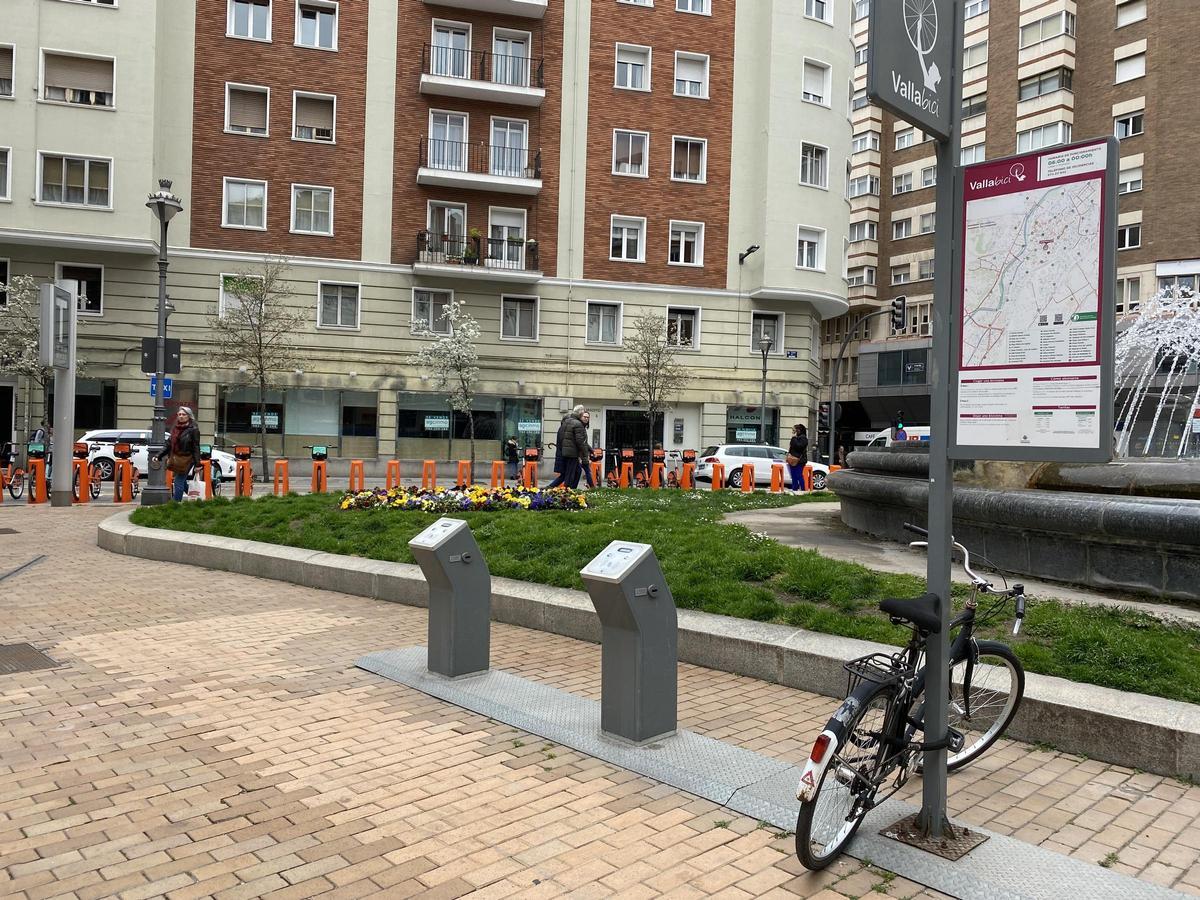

left=818, top=402, right=830, bottom=430
left=890, top=294, right=907, bottom=332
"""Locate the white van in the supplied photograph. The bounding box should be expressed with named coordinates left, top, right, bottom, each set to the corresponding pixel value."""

left=864, top=427, right=930, bottom=449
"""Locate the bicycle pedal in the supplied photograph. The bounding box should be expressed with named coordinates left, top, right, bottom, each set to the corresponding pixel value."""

left=948, top=727, right=965, bottom=753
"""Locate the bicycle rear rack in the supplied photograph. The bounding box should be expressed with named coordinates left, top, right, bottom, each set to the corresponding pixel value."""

left=844, top=652, right=904, bottom=693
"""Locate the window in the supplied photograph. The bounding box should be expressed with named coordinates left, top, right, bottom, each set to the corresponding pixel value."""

left=796, top=226, right=824, bottom=270
left=851, top=89, right=869, bottom=110
left=1115, top=112, right=1144, bottom=139
left=751, top=313, right=781, bottom=352
left=1019, top=12, right=1075, bottom=48
left=1116, top=53, right=1145, bottom=84
left=291, top=184, right=332, bottom=235
left=222, top=177, right=267, bottom=229
left=226, top=84, right=269, bottom=135
left=1018, top=68, right=1071, bottom=101
left=854, top=45, right=868, bottom=66
left=849, top=175, right=879, bottom=197
left=490, top=118, right=528, bottom=177
left=501, top=296, right=538, bottom=341
left=799, top=143, right=828, bottom=188
left=895, top=128, right=915, bottom=150
left=878, top=349, right=928, bottom=385
left=1117, top=0, right=1146, bottom=28
left=413, top=288, right=452, bottom=334
left=431, top=23, right=469, bottom=77
left=293, top=92, right=335, bottom=142
left=920, top=212, right=936, bottom=233
left=57, top=263, right=103, bottom=316
left=587, top=302, right=621, bottom=344
left=488, top=208, right=526, bottom=268
left=296, top=0, right=336, bottom=49
left=893, top=172, right=913, bottom=194
left=921, top=166, right=937, bottom=188
left=1117, top=225, right=1141, bottom=250
left=0, top=259, right=7, bottom=306
left=318, top=282, right=358, bottom=328
left=847, top=266, right=876, bottom=287
left=610, top=215, right=645, bottom=262
left=669, top=221, right=703, bottom=266
left=852, top=130, right=880, bottom=153
left=42, top=52, right=114, bottom=107
left=960, top=144, right=984, bottom=165
left=893, top=218, right=912, bottom=240
left=848, top=220, right=877, bottom=242
left=964, top=0, right=988, bottom=17
left=615, top=44, right=650, bottom=91
left=854, top=0, right=870, bottom=21
left=0, top=147, right=9, bottom=201
left=1158, top=275, right=1197, bottom=297
left=805, top=0, right=829, bottom=22
left=39, top=154, right=110, bottom=208
left=493, top=31, right=531, bottom=87
left=1118, top=166, right=1143, bottom=194
left=1017, top=121, right=1071, bottom=152
left=802, top=60, right=829, bottom=105
left=674, top=52, right=709, bottom=98
left=612, top=129, right=648, bottom=176
left=1116, top=276, right=1141, bottom=313
left=963, top=41, right=988, bottom=69
left=219, top=273, right=262, bottom=317
left=671, top=137, right=706, bottom=182
left=891, top=264, right=911, bottom=285
left=918, top=258, right=935, bottom=280
left=428, top=111, right=467, bottom=170
left=961, top=93, right=987, bottom=118
left=0, top=46, right=12, bottom=97
left=676, top=0, right=709, bottom=12
left=229, top=0, right=271, bottom=40
left=666, top=307, right=698, bottom=348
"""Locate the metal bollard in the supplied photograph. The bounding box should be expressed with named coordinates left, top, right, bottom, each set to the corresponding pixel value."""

left=580, top=541, right=678, bottom=743
left=408, top=518, right=491, bottom=678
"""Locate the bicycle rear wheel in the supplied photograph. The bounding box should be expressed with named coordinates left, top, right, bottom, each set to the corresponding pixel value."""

left=8, top=470, right=25, bottom=499
left=796, top=685, right=895, bottom=869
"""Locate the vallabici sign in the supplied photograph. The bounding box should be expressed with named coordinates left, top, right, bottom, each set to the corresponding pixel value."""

left=867, top=0, right=955, bottom=140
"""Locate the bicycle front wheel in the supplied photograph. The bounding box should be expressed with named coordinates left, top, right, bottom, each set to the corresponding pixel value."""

left=796, top=685, right=895, bottom=869
left=8, top=470, right=25, bottom=499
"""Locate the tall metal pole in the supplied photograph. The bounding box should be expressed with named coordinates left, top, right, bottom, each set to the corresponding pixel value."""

left=142, top=213, right=171, bottom=505
left=760, top=345, right=769, bottom=443
left=916, top=0, right=964, bottom=840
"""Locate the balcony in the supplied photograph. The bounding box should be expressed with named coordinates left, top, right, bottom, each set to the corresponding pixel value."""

left=422, top=0, right=546, bottom=19
left=419, top=44, right=545, bottom=107
left=414, top=232, right=542, bottom=284
left=417, top=139, right=542, bottom=195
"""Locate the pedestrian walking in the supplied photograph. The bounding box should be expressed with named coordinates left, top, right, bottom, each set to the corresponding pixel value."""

left=156, top=407, right=201, bottom=502
left=504, top=436, right=520, bottom=480
left=547, top=405, right=588, bottom=489
left=575, top=411, right=595, bottom=488
left=786, top=424, right=809, bottom=492
left=550, top=413, right=569, bottom=480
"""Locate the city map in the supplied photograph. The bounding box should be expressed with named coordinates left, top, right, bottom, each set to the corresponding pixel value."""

left=960, top=179, right=1102, bottom=369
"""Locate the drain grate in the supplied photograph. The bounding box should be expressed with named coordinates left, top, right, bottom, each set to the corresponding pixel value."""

left=0, top=528, right=17, bottom=535
left=881, top=813, right=989, bottom=861
left=0, top=643, right=60, bottom=675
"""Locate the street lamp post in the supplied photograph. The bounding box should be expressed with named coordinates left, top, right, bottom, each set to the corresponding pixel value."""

left=141, top=179, right=183, bottom=506
left=758, top=335, right=773, bottom=444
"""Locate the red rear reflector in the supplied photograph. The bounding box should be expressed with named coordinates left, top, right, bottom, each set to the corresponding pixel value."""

left=810, top=734, right=831, bottom=763
left=702, top=457, right=718, bottom=463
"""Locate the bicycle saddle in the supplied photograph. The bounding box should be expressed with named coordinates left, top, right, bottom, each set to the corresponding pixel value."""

left=879, top=592, right=942, bottom=634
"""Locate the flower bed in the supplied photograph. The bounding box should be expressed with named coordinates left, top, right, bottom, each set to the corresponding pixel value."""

left=338, top=485, right=588, bottom=512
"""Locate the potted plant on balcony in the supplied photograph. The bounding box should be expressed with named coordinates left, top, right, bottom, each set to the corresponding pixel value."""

left=465, top=228, right=482, bottom=266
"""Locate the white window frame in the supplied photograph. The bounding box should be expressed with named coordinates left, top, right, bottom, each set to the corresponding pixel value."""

left=852, top=130, right=880, bottom=153
left=804, top=0, right=832, bottom=24
left=291, top=90, right=337, bottom=143
left=1019, top=11, right=1075, bottom=49
left=963, top=40, right=988, bottom=69
left=316, top=280, right=360, bottom=330
left=227, top=0, right=272, bottom=42
left=50, top=0, right=120, bottom=6
left=1115, top=112, right=1144, bottom=139
left=799, top=141, right=829, bottom=189
left=0, top=44, right=14, bottom=100
left=667, top=220, right=704, bottom=268
left=853, top=0, right=871, bottom=22
left=224, top=82, right=270, bottom=137
left=918, top=258, right=935, bottom=281
left=893, top=172, right=913, bottom=195
left=848, top=174, right=879, bottom=198
left=614, top=43, right=651, bottom=92
left=1016, top=121, right=1072, bottom=153
left=431, top=19, right=473, bottom=71
left=1115, top=53, right=1145, bottom=84
left=1116, top=0, right=1147, bottom=28
left=795, top=225, right=826, bottom=272
left=218, top=272, right=263, bottom=318
left=921, top=165, right=937, bottom=188
left=670, top=135, right=707, bottom=183
left=847, top=266, right=876, bottom=287
left=854, top=45, right=868, bottom=67
left=848, top=220, right=877, bottom=243
left=1117, top=225, right=1141, bottom=250
left=585, top=300, right=623, bottom=346
left=221, top=176, right=268, bottom=231
left=893, top=218, right=912, bottom=240
left=891, top=264, right=911, bottom=285
left=55, top=261, right=104, bottom=317
left=675, top=0, right=710, bottom=15
left=294, top=0, right=338, bottom=51
left=750, top=312, right=784, bottom=354
left=895, top=128, right=915, bottom=150
left=0, top=146, right=10, bottom=201
left=500, top=294, right=540, bottom=343
left=1118, top=166, right=1143, bottom=194
left=919, top=212, right=936, bottom=233
left=609, top=214, right=646, bottom=263
left=665, top=305, right=701, bottom=351
left=412, top=287, right=453, bottom=336
left=618, top=0, right=653, bottom=6
left=37, top=151, right=113, bottom=210
left=290, top=183, right=334, bottom=236
left=612, top=129, right=649, bottom=178
left=801, top=58, right=831, bottom=108
left=964, top=0, right=988, bottom=18
left=39, top=48, right=117, bottom=110
left=673, top=51, right=709, bottom=99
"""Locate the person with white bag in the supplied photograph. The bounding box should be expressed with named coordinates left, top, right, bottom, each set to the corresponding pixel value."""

left=155, top=407, right=202, bottom=502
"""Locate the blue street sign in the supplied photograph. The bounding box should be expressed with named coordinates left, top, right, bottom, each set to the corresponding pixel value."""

left=786, top=350, right=799, bottom=359
left=149, top=376, right=173, bottom=399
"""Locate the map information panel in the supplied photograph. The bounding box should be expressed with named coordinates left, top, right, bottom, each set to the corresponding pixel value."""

left=955, top=139, right=1115, bottom=455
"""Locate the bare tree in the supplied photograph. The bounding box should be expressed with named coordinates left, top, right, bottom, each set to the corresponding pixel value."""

left=617, top=313, right=692, bottom=452
left=414, top=299, right=481, bottom=482
left=207, top=258, right=304, bottom=479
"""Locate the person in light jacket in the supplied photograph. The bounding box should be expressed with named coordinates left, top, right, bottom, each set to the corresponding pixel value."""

left=156, top=407, right=201, bottom=501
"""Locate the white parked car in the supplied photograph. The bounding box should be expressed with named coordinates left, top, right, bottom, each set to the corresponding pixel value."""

left=79, top=429, right=237, bottom=483
left=695, top=444, right=832, bottom=491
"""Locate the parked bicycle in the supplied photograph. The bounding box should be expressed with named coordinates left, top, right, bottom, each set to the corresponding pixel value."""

left=2, top=459, right=25, bottom=500
left=794, top=523, right=1027, bottom=869
left=71, top=459, right=105, bottom=502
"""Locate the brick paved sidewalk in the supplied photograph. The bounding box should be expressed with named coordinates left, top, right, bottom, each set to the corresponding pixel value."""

left=0, top=505, right=1197, bottom=898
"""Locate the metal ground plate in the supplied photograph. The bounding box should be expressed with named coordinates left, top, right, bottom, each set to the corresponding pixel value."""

left=0, top=643, right=60, bottom=674
left=882, top=813, right=989, bottom=861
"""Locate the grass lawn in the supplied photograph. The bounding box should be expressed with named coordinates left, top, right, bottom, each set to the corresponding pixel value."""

left=130, top=489, right=1200, bottom=705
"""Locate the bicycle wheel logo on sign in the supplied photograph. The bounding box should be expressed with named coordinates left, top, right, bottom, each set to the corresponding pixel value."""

left=903, top=0, right=942, bottom=92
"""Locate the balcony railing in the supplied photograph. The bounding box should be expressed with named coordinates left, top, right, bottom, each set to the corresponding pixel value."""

left=422, top=43, right=544, bottom=89
left=419, top=138, right=541, bottom=180
left=417, top=232, right=540, bottom=272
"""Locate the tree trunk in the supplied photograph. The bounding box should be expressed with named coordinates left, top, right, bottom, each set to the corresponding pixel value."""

left=468, top=409, right=476, bottom=485
left=258, top=377, right=268, bottom=483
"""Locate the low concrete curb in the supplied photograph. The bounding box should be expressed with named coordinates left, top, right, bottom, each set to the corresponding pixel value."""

left=98, top=510, right=1200, bottom=779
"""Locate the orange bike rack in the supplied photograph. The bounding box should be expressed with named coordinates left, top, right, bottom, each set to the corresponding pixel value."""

left=740, top=463, right=755, bottom=493
left=200, top=459, right=214, bottom=499
left=590, top=460, right=602, bottom=486
left=617, top=462, right=632, bottom=488
left=421, top=460, right=437, bottom=491
left=235, top=461, right=254, bottom=497
left=274, top=459, right=290, bottom=496
left=680, top=462, right=695, bottom=490
left=112, top=459, right=133, bottom=504
left=310, top=460, right=328, bottom=493
left=521, top=461, right=537, bottom=489
left=770, top=463, right=786, bottom=493
left=802, top=464, right=813, bottom=492
left=27, top=459, right=46, bottom=504
left=456, top=460, right=471, bottom=487
left=348, top=459, right=365, bottom=492
left=386, top=460, right=402, bottom=490
left=490, top=460, right=506, bottom=488
left=72, top=458, right=90, bottom=505
left=649, top=462, right=665, bottom=489
left=710, top=462, right=725, bottom=491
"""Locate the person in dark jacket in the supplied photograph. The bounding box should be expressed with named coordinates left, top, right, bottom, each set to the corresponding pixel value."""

left=504, top=436, right=520, bottom=479
left=574, top=410, right=595, bottom=488
left=156, top=407, right=201, bottom=501
left=547, top=405, right=588, bottom=489
left=787, top=423, right=809, bottom=492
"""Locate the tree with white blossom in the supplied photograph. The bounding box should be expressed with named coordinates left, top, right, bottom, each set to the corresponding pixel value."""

left=415, top=299, right=482, bottom=482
